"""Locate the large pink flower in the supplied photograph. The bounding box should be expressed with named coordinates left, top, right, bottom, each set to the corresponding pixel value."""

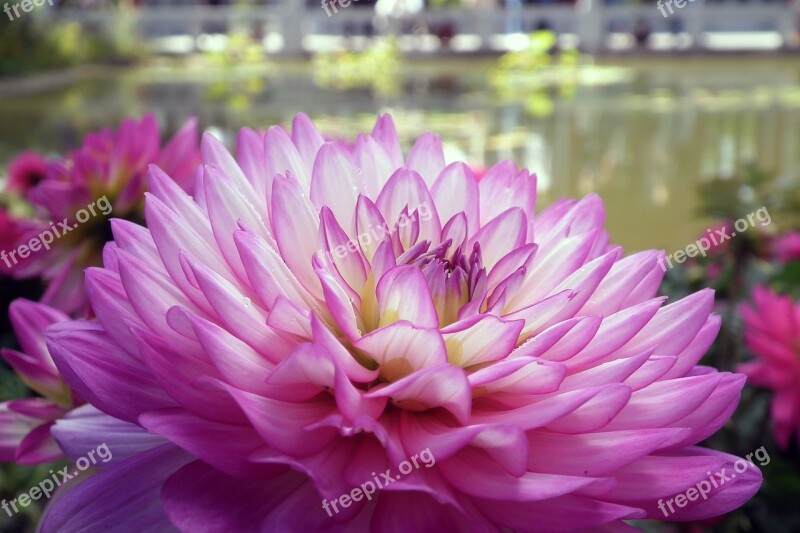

left=9, top=114, right=200, bottom=315
left=738, top=287, right=800, bottom=449
left=42, top=114, right=759, bottom=531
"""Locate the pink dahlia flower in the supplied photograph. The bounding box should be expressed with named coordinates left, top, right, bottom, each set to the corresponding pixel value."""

left=42, top=114, right=760, bottom=531
left=738, top=287, right=800, bottom=449
left=773, top=231, right=800, bottom=264
left=5, top=151, right=48, bottom=194
left=0, top=300, right=78, bottom=464
left=9, top=115, right=200, bottom=315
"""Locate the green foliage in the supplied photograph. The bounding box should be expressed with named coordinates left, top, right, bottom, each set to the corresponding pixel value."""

left=0, top=463, right=52, bottom=532
left=0, top=14, right=140, bottom=78
left=202, top=32, right=268, bottom=112
left=495, top=30, right=559, bottom=74
left=312, top=38, right=403, bottom=99
left=489, top=31, right=630, bottom=117
left=697, top=163, right=800, bottom=228
left=772, top=261, right=800, bottom=298
left=427, top=0, right=461, bottom=8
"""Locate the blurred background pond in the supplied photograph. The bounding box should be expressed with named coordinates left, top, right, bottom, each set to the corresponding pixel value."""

left=2, top=54, right=799, bottom=254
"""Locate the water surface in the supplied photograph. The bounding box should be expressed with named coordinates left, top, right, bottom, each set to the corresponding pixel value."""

left=1, top=55, right=798, bottom=252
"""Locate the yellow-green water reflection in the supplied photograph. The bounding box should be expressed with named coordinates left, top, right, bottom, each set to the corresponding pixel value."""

left=1, top=55, right=798, bottom=253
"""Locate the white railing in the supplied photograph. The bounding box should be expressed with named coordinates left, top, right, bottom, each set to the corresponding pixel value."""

left=51, top=2, right=800, bottom=55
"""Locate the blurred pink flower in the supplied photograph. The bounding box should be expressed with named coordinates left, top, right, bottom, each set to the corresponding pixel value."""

left=705, top=263, right=723, bottom=283
left=738, top=287, right=800, bottom=449
left=9, top=115, right=200, bottom=315
left=0, top=207, right=23, bottom=259
left=699, top=221, right=736, bottom=257
left=0, top=300, right=78, bottom=464
left=41, top=114, right=759, bottom=531
left=773, top=231, right=800, bottom=264
left=469, top=164, right=488, bottom=181
left=5, top=151, right=48, bottom=195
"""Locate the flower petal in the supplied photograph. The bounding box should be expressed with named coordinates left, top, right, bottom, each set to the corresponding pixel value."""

left=376, top=168, right=441, bottom=246
left=354, top=321, right=447, bottom=381
left=376, top=265, right=439, bottom=329
left=52, top=405, right=165, bottom=462
left=311, top=142, right=360, bottom=225
left=47, top=322, right=176, bottom=423
left=406, top=132, right=445, bottom=188
left=432, top=162, right=480, bottom=236
left=271, top=173, right=323, bottom=298
left=366, top=365, right=472, bottom=424
left=441, top=314, right=524, bottom=367
left=39, top=444, right=192, bottom=533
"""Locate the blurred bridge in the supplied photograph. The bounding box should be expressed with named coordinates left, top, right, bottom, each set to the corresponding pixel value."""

left=52, top=0, right=800, bottom=55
